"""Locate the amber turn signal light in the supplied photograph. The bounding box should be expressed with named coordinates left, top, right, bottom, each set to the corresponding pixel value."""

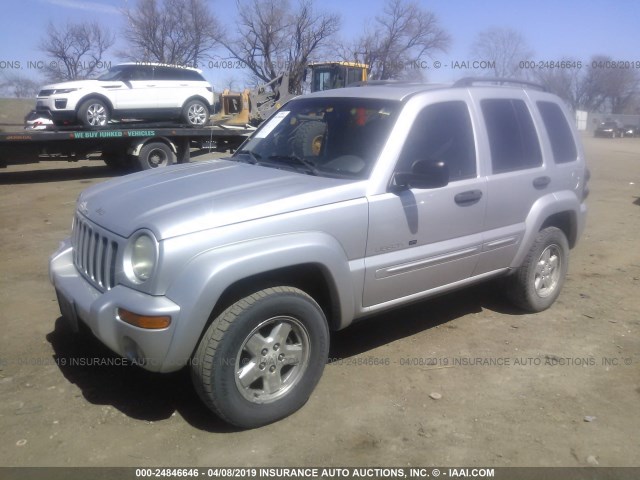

left=117, top=308, right=171, bottom=329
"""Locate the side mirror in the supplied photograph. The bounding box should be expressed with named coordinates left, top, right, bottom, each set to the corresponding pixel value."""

left=393, top=160, right=449, bottom=190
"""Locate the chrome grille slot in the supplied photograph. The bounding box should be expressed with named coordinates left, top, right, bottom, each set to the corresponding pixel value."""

left=72, top=214, right=119, bottom=290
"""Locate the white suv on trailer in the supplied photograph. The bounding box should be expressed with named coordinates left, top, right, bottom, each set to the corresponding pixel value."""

left=35, top=63, right=214, bottom=128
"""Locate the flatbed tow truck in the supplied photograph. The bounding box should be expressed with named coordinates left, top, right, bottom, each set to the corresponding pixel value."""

left=0, top=122, right=255, bottom=170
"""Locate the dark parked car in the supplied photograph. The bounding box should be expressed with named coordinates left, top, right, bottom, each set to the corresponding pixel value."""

left=594, top=121, right=623, bottom=138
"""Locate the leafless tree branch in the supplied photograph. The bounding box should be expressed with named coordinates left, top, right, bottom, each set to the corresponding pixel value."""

left=340, top=0, right=450, bottom=80
left=121, top=0, right=222, bottom=67
left=39, top=21, right=114, bottom=81
left=470, top=27, right=533, bottom=78
left=221, top=0, right=340, bottom=93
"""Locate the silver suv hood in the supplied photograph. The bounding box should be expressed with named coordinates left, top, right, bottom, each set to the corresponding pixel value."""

left=77, top=159, right=366, bottom=240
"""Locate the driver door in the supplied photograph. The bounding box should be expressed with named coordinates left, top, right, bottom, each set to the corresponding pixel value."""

left=363, top=99, right=487, bottom=307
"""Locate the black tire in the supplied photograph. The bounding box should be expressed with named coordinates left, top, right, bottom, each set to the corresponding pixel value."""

left=182, top=99, right=210, bottom=127
left=293, top=121, right=326, bottom=158
left=191, top=287, right=329, bottom=429
left=77, top=98, right=109, bottom=127
left=136, top=142, right=176, bottom=170
left=506, top=227, right=569, bottom=312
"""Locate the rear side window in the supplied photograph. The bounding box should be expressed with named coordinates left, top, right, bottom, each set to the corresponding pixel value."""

left=183, top=69, right=206, bottom=81
left=537, top=101, right=578, bottom=163
left=397, top=101, right=477, bottom=181
left=154, top=67, right=180, bottom=80
left=481, top=99, right=542, bottom=173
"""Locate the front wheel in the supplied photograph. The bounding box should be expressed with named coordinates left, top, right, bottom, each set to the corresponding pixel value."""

left=191, top=287, right=329, bottom=429
left=506, top=227, right=569, bottom=312
left=182, top=99, right=210, bottom=127
left=77, top=99, right=109, bottom=127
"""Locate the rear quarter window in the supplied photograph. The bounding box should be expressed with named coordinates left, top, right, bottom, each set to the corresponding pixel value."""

left=481, top=98, right=542, bottom=174
left=536, top=101, right=578, bottom=163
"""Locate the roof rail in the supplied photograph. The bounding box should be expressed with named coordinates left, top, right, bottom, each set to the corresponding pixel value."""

left=453, top=77, right=547, bottom=91
left=351, top=79, right=404, bottom=87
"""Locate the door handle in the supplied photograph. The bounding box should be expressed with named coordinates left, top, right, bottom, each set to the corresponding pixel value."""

left=533, top=176, right=551, bottom=189
left=454, top=189, right=483, bottom=206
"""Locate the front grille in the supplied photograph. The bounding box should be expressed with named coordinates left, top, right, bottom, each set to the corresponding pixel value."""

left=72, top=215, right=119, bottom=291
left=38, top=89, right=54, bottom=97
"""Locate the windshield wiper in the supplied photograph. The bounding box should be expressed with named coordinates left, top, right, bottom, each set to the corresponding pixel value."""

left=234, top=149, right=261, bottom=164
left=267, top=154, right=319, bottom=176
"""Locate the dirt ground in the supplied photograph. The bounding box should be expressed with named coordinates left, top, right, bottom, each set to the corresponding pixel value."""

left=0, top=134, right=638, bottom=468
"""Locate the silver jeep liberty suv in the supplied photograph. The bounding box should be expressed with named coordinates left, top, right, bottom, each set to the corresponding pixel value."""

left=50, top=78, right=588, bottom=428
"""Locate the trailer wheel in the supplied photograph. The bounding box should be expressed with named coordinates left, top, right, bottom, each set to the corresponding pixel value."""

left=137, top=142, right=176, bottom=170
left=78, top=99, right=109, bottom=127
left=183, top=99, right=210, bottom=127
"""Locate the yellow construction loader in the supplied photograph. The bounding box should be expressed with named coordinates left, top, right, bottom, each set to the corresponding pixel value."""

left=218, top=61, right=368, bottom=126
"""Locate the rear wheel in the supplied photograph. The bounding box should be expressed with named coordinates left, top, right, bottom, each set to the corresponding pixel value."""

left=191, top=287, right=329, bottom=429
left=78, top=99, right=109, bottom=127
left=506, top=227, right=569, bottom=312
left=136, top=142, right=176, bottom=170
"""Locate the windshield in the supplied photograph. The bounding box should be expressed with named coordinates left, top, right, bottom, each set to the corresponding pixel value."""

left=97, top=65, right=128, bottom=81
left=234, top=97, right=401, bottom=179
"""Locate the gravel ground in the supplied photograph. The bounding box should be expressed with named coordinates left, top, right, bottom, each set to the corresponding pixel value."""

left=0, top=135, right=638, bottom=468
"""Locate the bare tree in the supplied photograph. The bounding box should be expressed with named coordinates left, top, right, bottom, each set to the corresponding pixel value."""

left=221, top=0, right=341, bottom=93
left=121, top=0, right=222, bottom=67
left=40, top=21, right=114, bottom=82
left=470, top=27, right=533, bottom=78
left=536, top=55, right=640, bottom=113
left=533, top=59, right=584, bottom=111
left=0, top=72, right=40, bottom=98
left=343, top=0, right=450, bottom=80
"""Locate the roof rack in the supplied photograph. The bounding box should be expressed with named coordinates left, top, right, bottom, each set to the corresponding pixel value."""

left=453, top=77, right=547, bottom=91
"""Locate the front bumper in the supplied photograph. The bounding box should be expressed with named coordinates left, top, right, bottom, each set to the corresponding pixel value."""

left=49, top=239, right=182, bottom=372
left=36, top=98, right=76, bottom=123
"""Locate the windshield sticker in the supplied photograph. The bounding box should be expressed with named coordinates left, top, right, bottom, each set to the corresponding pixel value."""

left=255, top=111, right=290, bottom=138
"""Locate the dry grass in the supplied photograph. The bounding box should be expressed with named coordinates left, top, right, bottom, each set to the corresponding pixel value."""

left=0, top=98, right=34, bottom=131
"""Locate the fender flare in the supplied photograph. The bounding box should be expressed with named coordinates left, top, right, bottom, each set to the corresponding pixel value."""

left=159, top=231, right=357, bottom=371
left=128, top=136, right=178, bottom=158
left=510, top=191, right=582, bottom=269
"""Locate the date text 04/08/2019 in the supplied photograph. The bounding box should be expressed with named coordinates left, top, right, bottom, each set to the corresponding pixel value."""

left=135, top=468, right=410, bottom=478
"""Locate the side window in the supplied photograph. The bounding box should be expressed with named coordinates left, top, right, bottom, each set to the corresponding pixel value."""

left=154, top=67, right=178, bottom=80
left=127, top=66, right=152, bottom=81
left=346, top=68, right=361, bottom=86
left=396, top=101, right=476, bottom=181
left=537, top=101, right=578, bottom=163
left=481, top=99, right=542, bottom=173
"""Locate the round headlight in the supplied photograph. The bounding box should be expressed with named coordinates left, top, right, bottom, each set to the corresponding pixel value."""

left=130, top=233, right=156, bottom=282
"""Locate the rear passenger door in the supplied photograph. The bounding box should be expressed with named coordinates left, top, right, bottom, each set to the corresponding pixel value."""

left=154, top=67, right=197, bottom=109
left=363, top=97, right=486, bottom=307
left=473, top=94, right=548, bottom=274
